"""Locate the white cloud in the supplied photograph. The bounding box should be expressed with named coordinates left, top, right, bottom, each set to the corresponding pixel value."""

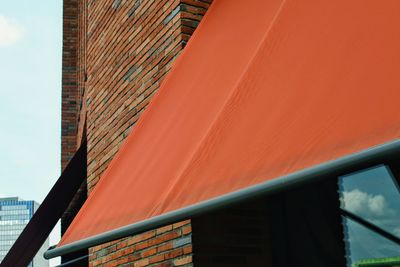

left=394, top=227, right=400, bottom=237
left=0, top=15, right=24, bottom=46
left=342, top=189, right=395, bottom=218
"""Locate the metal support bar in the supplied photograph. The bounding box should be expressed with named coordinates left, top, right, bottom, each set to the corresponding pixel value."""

left=341, top=208, right=400, bottom=246
left=0, top=141, right=87, bottom=267
left=55, top=255, right=88, bottom=267
left=44, top=139, right=400, bottom=259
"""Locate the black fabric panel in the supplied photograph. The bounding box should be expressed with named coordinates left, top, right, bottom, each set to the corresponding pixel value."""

left=269, top=178, right=347, bottom=267
left=387, top=157, right=400, bottom=190
left=192, top=199, right=272, bottom=267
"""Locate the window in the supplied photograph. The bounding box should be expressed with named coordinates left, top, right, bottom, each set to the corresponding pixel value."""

left=339, top=165, right=400, bottom=266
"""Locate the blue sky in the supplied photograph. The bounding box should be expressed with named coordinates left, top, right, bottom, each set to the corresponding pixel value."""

left=1, top=1, right=399, bottom=266
left=0, top=0, right=62, bottom=265
left=340, top=165, right=400, bottom=265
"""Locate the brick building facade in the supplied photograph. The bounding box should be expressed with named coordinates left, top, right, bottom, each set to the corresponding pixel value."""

left=61, top=0, right=211, bottom=266
left=58, top=1, right=400, bottom=267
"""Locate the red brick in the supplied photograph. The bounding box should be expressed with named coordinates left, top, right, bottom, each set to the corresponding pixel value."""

left=182, top=225, right=192, bottom=235
left=174, top=255, right=192, bottom=266
left=182, top=245, right=192, bottom=255
left=156, top=225, right=173, bottom=235
left=173, top=220, right=190, bottom=229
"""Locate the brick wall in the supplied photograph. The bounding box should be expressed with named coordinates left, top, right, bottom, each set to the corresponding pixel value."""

left=85, top=0, right=212, bottom=192
left=61, top=2, right=88, bottom=264
left=61, top=0, right=212, bottom=266
left=62, top=0, right=87, bottom=166
left=89, top=220, right=193, bottom=267
left=61, top=0, right=80, bottom=171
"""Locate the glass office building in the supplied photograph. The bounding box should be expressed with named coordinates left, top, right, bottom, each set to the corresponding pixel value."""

left=0, top=197, right=48, bottom=267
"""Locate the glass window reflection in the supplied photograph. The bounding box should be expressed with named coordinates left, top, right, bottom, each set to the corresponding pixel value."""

left=339, top=165, right=400, bottom=266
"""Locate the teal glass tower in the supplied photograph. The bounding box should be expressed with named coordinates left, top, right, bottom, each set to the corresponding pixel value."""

left=0, top=197, right=48, bottom=267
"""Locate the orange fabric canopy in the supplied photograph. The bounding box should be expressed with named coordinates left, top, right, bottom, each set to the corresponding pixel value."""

left=60, top=0, right=400, bottom=246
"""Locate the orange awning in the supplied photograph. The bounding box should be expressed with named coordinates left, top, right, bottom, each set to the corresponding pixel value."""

left=47, top=0, right=400, bottom=257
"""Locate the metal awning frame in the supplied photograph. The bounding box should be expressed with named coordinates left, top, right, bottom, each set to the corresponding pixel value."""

left=45, top=139, right=400, bottom=259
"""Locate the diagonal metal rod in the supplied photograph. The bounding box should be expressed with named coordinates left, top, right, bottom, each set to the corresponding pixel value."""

left=0, top=141, right=87, bottom=267
left=55, top=255, right=88, bottom=267
left=340, top=208, right=400, bottom=246
left=44, top=139, right=400, bottom=259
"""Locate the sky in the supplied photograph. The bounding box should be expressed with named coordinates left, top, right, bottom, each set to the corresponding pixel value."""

left=340, top=165, right=400, bottom=265
left=0, top=0, right=62, bottom=266
left=0, top=1, right=399, bottom=267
